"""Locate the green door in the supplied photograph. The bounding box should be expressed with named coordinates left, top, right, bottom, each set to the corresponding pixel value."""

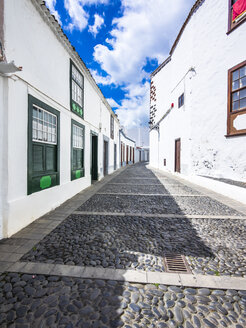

left=91, top=135, right=98, bottom=180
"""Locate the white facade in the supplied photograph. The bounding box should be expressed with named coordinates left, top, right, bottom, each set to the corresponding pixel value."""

left=0, top=0, right=121, bottom=239
left=119, top=130, right=136, bottom=166
left=149, top=0, right=246, bottom=182
left=135, top=147, right=149, bottom=163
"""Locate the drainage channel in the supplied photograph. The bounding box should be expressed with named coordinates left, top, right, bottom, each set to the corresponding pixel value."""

left=163, top=254, right=191, bottom=274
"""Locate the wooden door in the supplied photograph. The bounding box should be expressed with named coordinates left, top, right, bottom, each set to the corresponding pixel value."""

left=126, top=145, right=129, bottom=164
left=175, top=138, right=181, bottom=173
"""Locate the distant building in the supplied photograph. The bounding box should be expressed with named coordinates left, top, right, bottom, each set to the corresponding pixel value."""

left=136, top=147, right=149, bottom=163
left=149, top=0, right=246, bottom=181
left=120, top=129, right=136, bottom=166
left=0, top=0, right=134, bottom=239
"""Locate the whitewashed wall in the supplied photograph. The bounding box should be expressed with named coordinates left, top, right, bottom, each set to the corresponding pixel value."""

left=136, top=148, right=149, bottom=163
left=0, top=0, right=120, bottom=238
left=120, top=131, right=136, bottom=166
left=150, top=0, right=246, bottom=181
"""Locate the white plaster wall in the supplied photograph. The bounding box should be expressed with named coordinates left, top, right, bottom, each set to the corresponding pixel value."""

left=4, top=0, right=69, bottom=109
left=150, top=0, right=246, bottom=181
left=120, top=132, right=136, bottom=165
left=0, top=76, right=5, bottom=239
left=190, top=0, right=246, bottom=180
left=1, top=0, right=121, bottom=238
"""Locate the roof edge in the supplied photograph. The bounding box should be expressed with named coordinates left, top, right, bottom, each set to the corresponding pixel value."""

left=170, top=0, right=204, bottom=55
left=150, top=0, right=204, bottom=78
left=150, top=56, right=171, bottom=78
left=32, top=0, right=119, bottom=122
left=120, top=129, right=136, bottom=144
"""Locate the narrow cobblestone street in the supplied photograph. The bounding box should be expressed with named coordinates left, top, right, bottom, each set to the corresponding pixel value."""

left=0, top=163, right=246, bottom=327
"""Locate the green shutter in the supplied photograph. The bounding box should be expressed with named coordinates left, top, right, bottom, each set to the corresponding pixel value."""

left=46, top=146, right=56, bottom=171
left=71, top=120, right=85, bottom=181
left=27, top=95, right=60, bottom=195
left=33, top=144, right=44, bottom=172
left=70, top=60, right=84, bottom=119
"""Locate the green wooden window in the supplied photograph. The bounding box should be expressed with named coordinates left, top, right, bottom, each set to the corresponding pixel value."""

left=70, top=60, right=84, bottom=118
left=28, top=95, right=60, bottom=195
left=71, top=120, right=85, bottom=180
left=110, top=114, right=114, bottom=139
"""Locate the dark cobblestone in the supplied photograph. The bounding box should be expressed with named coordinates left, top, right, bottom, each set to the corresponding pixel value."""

left=0, top=273, right=245, bottom=327
left=21, top=213, right=246, bottom=276
left=77, top=194, right=242, bottom=216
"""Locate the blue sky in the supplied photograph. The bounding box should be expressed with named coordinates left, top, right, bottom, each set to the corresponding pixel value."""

left=45, top=0, right=196, bottom=145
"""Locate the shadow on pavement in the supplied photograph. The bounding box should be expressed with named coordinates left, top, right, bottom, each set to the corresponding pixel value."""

left=21, top=163, right=214, bottom=272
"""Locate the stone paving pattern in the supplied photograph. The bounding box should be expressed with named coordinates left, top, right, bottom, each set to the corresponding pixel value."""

left=98, top=183, right=201, bottom=195
left=0, top=272, right=246, bottom=328
left=1, top=163, right=246, bottom=327
left=21, top=215, right=246, bottom=277
left=77, top=194, right=242, bottom=215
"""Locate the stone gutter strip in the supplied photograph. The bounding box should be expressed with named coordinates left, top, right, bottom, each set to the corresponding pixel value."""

left=73, top=211, right=246, bottom=220
left=7, top=261, right=246, bottom=290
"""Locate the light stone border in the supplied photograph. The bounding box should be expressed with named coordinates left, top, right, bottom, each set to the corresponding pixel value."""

left=6, top=261, right=246, bottom=290
left=73, top=211, right=246, bottom=220
left=106, top=183, right=177, bottom=186
left=97, top=192, right=204, bottom=197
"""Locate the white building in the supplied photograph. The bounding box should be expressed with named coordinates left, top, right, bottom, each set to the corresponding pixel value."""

left=149, top=0, right=246, bottom=182
left=0, top=0, right=124, bottom=239
left=135, top=147, right=149, bottom=163
left=119, top=130, right=136, bottom=166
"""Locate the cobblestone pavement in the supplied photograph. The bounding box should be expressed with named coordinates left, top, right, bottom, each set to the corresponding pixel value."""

left=1, top=162, right=246, bottom=327
left=0, top=273, right=246, bottom=328
left=21, top=215, right=246, bottom=277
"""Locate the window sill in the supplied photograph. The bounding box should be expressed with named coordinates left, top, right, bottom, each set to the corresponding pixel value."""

left=225, top=132, right=246, bottom=138
left=227, top=16, right=246, bottom=34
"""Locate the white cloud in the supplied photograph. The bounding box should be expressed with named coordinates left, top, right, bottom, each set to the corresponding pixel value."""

left=64, top=0, right=88, bottom=31
left=64, top=0, right=109, bottom=32
left=89, top=14, right=105, bottom=37
left=115, top=82, right=150, bottom=130
left=90, top=69, right=112, bottom=85
left=45, top=0, right=61, bottom=24
left=93, top=0, right=195, bottom=132
left=107, top=98, right=119, bottom=108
